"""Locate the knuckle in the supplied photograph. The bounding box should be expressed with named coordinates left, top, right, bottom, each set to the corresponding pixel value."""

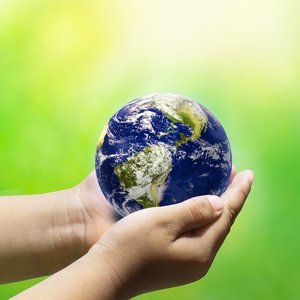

left=197, top=249, right=211, bottom=264
left=159, top=220, right=180, bottom=239
left=227, top=206, right=237, bottom=226
left=186, top=197, right=213, bottom=222
left=227, top=205, right=236, bottom=221
left=171, top=248, right=213, bottom=283
left=189, top=245, right=212, bottom=265
left=197, top=196, right=211, bottom=209
left=222, top=213, right=233, bottom=236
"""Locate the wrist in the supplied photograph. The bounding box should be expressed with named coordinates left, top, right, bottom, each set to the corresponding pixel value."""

left=86, top=243, right=135, bottom=300
left=48, top=173, right=114, bottom=275
left=45, top=188, right=88, bottom=273
left=0, top=189, right=90, bottom=282
left=83, top=246, right=127, bottom=300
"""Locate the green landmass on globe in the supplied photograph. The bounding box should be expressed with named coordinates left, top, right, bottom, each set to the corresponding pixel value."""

left=95, top=93, right=232, bottom=217
left=100, top=96, right=208, bottom=209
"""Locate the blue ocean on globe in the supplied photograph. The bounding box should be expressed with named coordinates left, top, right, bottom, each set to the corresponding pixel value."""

left=95, top=93, right=232, bottom=217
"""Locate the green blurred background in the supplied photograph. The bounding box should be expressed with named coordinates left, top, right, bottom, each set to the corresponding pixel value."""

left=0, top=0, right=299, bottom=299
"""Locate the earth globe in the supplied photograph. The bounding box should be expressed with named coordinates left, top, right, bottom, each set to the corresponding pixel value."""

left=95, top=93, right=232, bottom=217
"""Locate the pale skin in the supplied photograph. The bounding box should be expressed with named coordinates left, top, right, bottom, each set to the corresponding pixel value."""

left=0, top=166, right=254, bottom=299
left=0, top=171, right=113, bottom=283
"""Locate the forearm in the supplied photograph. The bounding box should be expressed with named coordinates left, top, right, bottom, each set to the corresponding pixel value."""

left=12, top=250, right=123, bottom=300
left=0, top=188, right=86, bottom=283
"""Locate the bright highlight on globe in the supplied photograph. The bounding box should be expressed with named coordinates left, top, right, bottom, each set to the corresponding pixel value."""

left=95, top=93, right=232, bottom=217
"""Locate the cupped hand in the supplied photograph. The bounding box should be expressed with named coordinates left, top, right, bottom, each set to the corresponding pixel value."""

left=88, top=169, right=254, bottom=299
left=69, top=165, right=238, bottom=254
left=70, top=171, right=115, bottom=251
left=74, top=165, right=237, bottom=251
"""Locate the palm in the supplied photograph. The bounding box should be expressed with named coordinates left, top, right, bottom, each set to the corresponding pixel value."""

left=77, top=165, right=236, bottom=249
left=76, top=171, right=115, bottom=248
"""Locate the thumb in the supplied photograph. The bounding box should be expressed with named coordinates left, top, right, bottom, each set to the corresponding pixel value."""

left=157, top=195, right=224, bottom=234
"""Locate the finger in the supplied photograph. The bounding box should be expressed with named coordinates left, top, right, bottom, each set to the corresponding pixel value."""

left=229, top=164, right=236, bottom=184
left=171, top=170, right=254, bottom=260
left=223, top=170, right=254, bottom=218
left=204, top=170, right=254, bottom=246
left=156, top=195, right=224, bottom=235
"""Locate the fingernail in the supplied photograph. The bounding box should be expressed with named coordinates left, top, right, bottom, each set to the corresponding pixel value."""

left=208, top=196, right=224, bottom=211
left=247, top=171, right=255, bottom=185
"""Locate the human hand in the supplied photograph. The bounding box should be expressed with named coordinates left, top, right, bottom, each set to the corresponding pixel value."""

left=71, top=165, right=238, bottom=253
left=0, top=170, right=116, bottom=283
left=4, top=166, right=240, bottom=284
left=70, top=171, right=115, bottom=250
left=87, top=169, right=254, bottom=299
left=13, top=167, right=253, bottom=299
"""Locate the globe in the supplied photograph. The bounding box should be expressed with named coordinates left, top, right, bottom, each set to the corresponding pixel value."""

left=95, top=93, right=232, bottom=217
